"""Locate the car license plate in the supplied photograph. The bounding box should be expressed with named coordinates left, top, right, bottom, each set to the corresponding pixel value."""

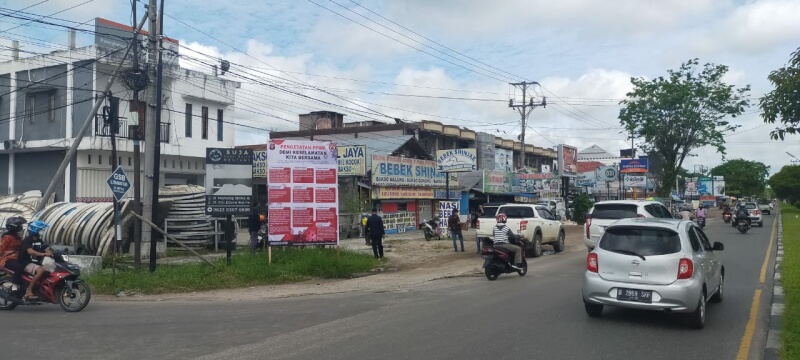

left=616, top=288, right=652, bottom=303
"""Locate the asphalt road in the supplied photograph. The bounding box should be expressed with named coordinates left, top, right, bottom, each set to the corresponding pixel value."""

left=4, top=215, right=777, bottom=360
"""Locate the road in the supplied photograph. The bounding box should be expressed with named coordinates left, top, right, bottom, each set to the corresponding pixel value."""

left=5, top=215, right=777, bottom=360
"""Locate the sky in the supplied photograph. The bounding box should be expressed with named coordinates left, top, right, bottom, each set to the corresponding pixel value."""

left=2, top=0, right=800, bottom=175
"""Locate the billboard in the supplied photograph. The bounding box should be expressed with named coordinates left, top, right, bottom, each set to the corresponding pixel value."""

left=557, top=144, right=578, bottom=177
left=620, top=158, right=648, bottom=173
left=597, top=166, right=618, bottom=182
left=494, top=148, right=513, bottom=172
left=205, top=148, right=253, bottom=216
left=266, top=140, right=339, bottom=246
left=576, top=171, right=597, bottom=187
left=371, top=155, right=446, bottom=187
left=623, top=175, right=647, bottom=187
left=713, top=176, right=726, bottom=196
left=483, top=170, right=512, bottom=193
left=685, top=181, right=698, bottom=196
left=436, top=148, right=477, bottom=172
left=512, top=173, right=560, bottom=193
left=253, top=150, right=267, bottom=178
left=337, top=145, right=366, bottom=176
left=697, top=176, right=712, bottom=196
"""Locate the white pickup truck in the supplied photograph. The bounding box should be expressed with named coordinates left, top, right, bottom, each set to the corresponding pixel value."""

left=477, top=204, right=565, bottom=257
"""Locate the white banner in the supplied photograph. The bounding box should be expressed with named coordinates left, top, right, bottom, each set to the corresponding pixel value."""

left=624, top=175, right=647, bottom=187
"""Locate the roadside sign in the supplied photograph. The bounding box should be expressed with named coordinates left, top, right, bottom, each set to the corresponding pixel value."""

left=205, top=148, right=254, bottom=216
left=106, top=166, right=131, bottom=202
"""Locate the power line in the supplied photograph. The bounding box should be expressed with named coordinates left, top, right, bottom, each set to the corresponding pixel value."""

left=0, top=0, right=93, bottom=36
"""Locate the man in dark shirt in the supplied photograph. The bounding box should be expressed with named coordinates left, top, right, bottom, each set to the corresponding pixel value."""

left=365, top=208, right=385, bottom=259
left=19, top=220, right=52, bottom=300
left=448, top=206, right=464, bottom=252
left=248, top=203, right=263, bottom=252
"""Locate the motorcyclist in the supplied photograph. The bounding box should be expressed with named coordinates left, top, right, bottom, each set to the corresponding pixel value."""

left=679, top=206, right=693, bottom=221
left=492, top=213, right=523, bottom=270
left=695, top=205, right=706, bottom=226
left=18, top=220, right=52, bottom=300
left=734, top=203, right=751, bottom=228
left=0, top=217, right=27, bottom=292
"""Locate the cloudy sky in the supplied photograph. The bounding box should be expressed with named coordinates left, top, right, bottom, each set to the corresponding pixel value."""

left=2, top=0, right=800, bottom=174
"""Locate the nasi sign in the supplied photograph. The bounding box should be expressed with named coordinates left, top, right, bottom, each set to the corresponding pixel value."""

left=436, top=148, right=477, bottom=172
left=106, top=166, right=132, bottom=202
left=337, top=145, right=366, bottom=176
left=371, top=155, right=446, bottom=187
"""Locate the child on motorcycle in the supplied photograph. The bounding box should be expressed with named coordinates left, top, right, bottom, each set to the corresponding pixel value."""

left=492, top=213, right=523, bottom=270
left=0, top=217, right=27, bottom=291
left=19, top=220, right=52, bottom=300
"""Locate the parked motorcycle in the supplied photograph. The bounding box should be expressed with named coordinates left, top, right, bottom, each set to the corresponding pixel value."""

left=0, top=252, right=91, bottom=312
left=723, top=212, right=732, bottom=224
left=421, top=217, right=440, bottom=241
left=481, top=237, right=528, bottom=280
left=737, top=219, right=750, bottom=234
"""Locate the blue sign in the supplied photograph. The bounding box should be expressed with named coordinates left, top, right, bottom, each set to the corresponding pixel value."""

left=106, top=166, right=131, bottom=202
left=620, top=158, right=648, bottom=173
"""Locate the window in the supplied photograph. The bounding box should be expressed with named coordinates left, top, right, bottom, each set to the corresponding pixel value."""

left=480, top=206, right=500, bottom=218
left=397, top=202, right=407, bottom=212
left=98, top=155, right=103, bottom=165
left=163, top=159, right=167, bottom=168
left=217, top=109, right=223, bottom=141
left=599, top=227, right=682, bottom=256
left=128, top=100, right=146, bottom=139
left=48, top=93, right=56, bottom=122
left=694, top=227, right=713, bottom=251
left=499, top=206, right=535, bottom=218
left=537, top=208, right=553, bottom=220
left=645, top=204, right=672, bottom=219
left=26, top=96, right=35, bottom=123
left=591, top=204, right=638, bottom=219
left=87, top=154, right=92, bottom=164
left=128, top=157, right=132, bottom=166
left=118, top=157, right=122, bottom=166
left=201, top=106, right=209, bottom=140
left=687, top=227, right=702, bottom=252
left=185, top=103, right=192, bottom=137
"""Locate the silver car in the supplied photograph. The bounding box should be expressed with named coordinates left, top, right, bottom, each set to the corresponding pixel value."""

left=582, top=218, right=725, bottom=329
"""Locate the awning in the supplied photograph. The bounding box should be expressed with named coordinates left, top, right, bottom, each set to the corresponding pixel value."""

left=357, top=182, right=371, bottom=189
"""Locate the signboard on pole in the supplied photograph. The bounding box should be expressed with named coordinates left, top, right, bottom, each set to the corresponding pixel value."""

left=436, top=148, right=477, bottom=172
left=371, top=155, right=446, bottom=187
left=106, top=166, right=131, bottom=202
left=576, top=171, right=597, bottom=187
left=598, top=166, right=618, bottom=181
left=557, top=144, right=578, bottom=177
left=205, top=148, right=254, bottom=216
left=620, top=158, right=649, bottom=173
left=267, top=139, right=339, bottom=246
left=337, top=145, right=366, bottom=176
left=697, top=177, right=712, bottom=196
left=623, top=175, right=647, bottom=187
left=494, top=148, right=513, bottom=172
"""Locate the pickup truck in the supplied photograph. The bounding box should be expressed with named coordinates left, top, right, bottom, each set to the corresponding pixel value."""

left=477, top=204, right=565, bottom=257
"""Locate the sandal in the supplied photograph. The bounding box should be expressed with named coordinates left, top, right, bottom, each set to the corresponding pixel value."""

left=23, top=294, right=38, bottom=301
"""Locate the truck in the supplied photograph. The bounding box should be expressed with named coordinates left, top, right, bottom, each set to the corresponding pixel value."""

left=476, top=204, right=565, bottom=257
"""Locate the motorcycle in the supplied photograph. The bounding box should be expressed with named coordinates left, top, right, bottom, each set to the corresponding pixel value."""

left=0, top=252, right=91, bottom=312
left=723, top=212, right=732, bottom=224
left=697, top=216, right=706, bottom=229
left=736, top=218, right=750, bottom=234
left=421, top=217, right=440, bottom=241
left=481, top=237, right=528, bottom=281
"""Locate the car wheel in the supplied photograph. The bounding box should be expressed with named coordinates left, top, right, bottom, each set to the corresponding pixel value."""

left=553, top=231, right=565, bottom=253
left=710, top=273, right=723, bottom=303
left=688, top=292, right=706, bottom=329
left=585, top=302, right=603, bottom=317
left=526, top=233, right=543, bottom=258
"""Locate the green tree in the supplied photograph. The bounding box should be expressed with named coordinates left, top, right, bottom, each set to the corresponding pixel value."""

left=768, top=165, right=800, bottom=203
left=760, top=47, right=800, bottom=140
left=571, top=193, right=592, bottom=225
left=619, top=59, right=751, bottom=197
left=710, top=159, right=770, bottom=197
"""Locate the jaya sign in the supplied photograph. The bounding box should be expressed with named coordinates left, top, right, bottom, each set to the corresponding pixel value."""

left=371, top=155, right=446, bottom=187
left=436, top=148, right=477, bottom=172
left=337, top=145, right=366, bottom=176
left=252, top=150, right=267, bottom=178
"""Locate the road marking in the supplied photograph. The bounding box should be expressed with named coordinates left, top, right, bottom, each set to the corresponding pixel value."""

left=736, top=289, right=762, bottom=360
left=760, top=217, right=778, bottom=283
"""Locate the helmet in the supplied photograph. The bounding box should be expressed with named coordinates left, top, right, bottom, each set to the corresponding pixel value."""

left=27, top=220, right=49, bottom=236
left=495, top=213, right=508, bottom=223
left=4, top=216, right=27, bottom=233
left=259, top=214, right=266, bottom=222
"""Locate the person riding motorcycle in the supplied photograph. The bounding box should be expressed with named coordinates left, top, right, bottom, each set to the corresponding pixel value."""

left=679, top=206, right=693, bottom=221
left=18, top=220, right=52, bottom=300
left=0, top=217, right=27, bottom=291
left=695, top=205, right=706, bottom=227
left=492, top=213, right=523, bottom=270
left=734, top=203, right=751, bottom=228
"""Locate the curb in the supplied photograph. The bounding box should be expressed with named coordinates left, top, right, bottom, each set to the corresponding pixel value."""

left=764, top=215, right=783, bottom=360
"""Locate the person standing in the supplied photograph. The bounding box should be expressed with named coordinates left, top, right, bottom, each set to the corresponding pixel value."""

left=366, top=208, right=385, bottom=259
left=248, top=203, right=263, bottom=252
left=362, top=214, right=371, bottom=246
left=449, top=206, right=464, bottom=252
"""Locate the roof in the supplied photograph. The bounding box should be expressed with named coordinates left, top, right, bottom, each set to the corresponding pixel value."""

left=607, top=218, right=686, bottom=230
left=578, top=161, right=604, bottom=173
left=578, top=145, right=617, bottom=161
left=592, top=200, right=664, bottom=206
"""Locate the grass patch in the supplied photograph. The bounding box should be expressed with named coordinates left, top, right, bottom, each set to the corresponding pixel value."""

left=782, top=204, right=800, bottom=359
left=86, top=248, right=380, bottom=295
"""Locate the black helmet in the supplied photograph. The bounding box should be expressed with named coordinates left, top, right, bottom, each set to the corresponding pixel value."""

left=4, top=216, right=27, bottom=233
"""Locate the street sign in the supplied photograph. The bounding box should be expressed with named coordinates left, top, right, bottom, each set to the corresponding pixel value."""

left=106, top=166, right=131, bottom=202
left=598, top=166, right=618, bottom=181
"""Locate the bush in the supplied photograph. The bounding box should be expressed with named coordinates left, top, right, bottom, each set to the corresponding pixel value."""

left=572, top=194, right=592, bottom=225
left=794, top=201, right=800, bottom=209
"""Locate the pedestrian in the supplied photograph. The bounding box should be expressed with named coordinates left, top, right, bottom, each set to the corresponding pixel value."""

left=247, top=203, right=262, bottom=252
left=366, top=208, right=385, bottom=259
left=449, top=206, right=464, bottom=252
left=361, top=214, right=371, bottom=246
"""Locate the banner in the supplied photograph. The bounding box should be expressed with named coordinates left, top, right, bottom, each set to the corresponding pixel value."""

left=697, top=176, right=712, bottom=196
left=620, top=158, right=648, bottom=173
left=483, top=170, right=512, bottom=193
left=372, top=187, right=434, bottom=199
left=598, top=166, right=618, bottom=182
left=436, top=148, right=477, bottom=172
left=685, top=181, right=698, bottom=196
left=438, top=201, right=459, bottom=238
left=266, top=139, right=339, bottom=246
left=494, top=148, right=513, bottom=172
left=205, top=148, right=253, bottom=216
left=623, top=175, right=647, bottom=187
left=253, top=150, right=267, bottom=178
left=512, top=173, right=559, bottom=193
left=576, top=171, right=597, bottom=187
left=714, top=180, right=726, bottom=196
left=557, top=144, right=578, bottom=177
left=337, top=145, right=366, bottom=176
left=371, top=155, right=446, bottom=187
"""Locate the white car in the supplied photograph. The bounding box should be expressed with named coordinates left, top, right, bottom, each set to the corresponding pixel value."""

left=479, top=204, right=565, bottom=257
left=584, top=200, right=674, bottom=251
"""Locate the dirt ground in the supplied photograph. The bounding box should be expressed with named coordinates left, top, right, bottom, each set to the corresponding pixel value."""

left=99, top=225, right=586, bottom=302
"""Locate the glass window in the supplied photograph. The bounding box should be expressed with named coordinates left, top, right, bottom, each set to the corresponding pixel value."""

left=599, top=227, right=682, bottom=256
left=591, top=204, right=638, bottom=219
left=694, top=227, right=713, bottom=251
left=87, top=154, right=91, bottom=164
left=537, top=208, right=553, bottom=219
left=48, top=92, right=56, bottom=123
left=217, top=109, right=224, bottom=141
left=201, top=106, right=209, bottom=140
left=687, top=226, right=702, bottom=252
left=185, top=103, right=192, bottom=138
left=480, top=206, right=500, bottom=218
left=500, top=206, right=535, bottom=218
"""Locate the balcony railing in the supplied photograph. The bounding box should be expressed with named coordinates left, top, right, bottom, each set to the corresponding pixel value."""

left=95, top=117, right=170, bottom=143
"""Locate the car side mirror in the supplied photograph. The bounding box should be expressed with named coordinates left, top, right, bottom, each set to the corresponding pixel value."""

left=713, top=242, right=724, bottom=251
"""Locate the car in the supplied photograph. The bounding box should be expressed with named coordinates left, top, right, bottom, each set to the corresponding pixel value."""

left=744, top=202, right=763, bottom=227
left=584, top=200, right=674, bottom=252
left=758, top=202, right=771, bottom=215
left=478, top=204, right=565, bottom=257
left=582, top=218, right=725, bottom=329
left=475, top=203, right=507, bottom=241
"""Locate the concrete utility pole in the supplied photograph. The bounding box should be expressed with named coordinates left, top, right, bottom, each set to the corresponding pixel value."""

left=509, top=81, right=545, bottom=170
left=132, top=0, right=143, bottom=269
left=142, top=0, right=159, bottom=272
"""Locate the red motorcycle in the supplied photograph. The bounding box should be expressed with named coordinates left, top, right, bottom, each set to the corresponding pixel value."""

left=723, top=212, right=732, bottom=224
left=481, top=237, right=529, bottom=280
left=0, top=252, right=91, bottom=312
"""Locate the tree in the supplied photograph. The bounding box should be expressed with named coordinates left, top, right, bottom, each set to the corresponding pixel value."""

left=619, top=59, right=751, bottom=197
left=710, top=159, right=770, bottom=197
left=571, top=193, right=592, bottom=225
left=768, top=165, right=800, bottom=204
left=760, top=47, right=800, bottom=140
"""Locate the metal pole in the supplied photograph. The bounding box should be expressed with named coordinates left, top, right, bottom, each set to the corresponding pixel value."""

left=143, top=0, right=159, bottom=272
left=132, top=0, right=142, bottom=269
left=37, top=14, right=149, bottom=213
left=148, top=0, right=166, bottom=271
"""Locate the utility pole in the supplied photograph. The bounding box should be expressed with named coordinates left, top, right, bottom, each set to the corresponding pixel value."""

left=787, top=152, right=800, bottom=165
left=132, top=0, right=143, bottom=269
left=509, top=81, right=545, bottom=171
left=143, top=0, right=159, bottom=272
left=150, top=0, right=167, bottom=269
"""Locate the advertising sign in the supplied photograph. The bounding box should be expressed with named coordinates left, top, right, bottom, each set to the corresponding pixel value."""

left=371, top=155, right=446, bottom=187
left=512, top=173, right=559, bottom=193
left=266, top=140, right=339, bottom=246
left=685, top=181, right=698, bottom=196
left=598, top=166, right=618, bottom=181
left=337, top=145, right=366, bottom=176
left=372, top=187, right=434, bottom=199
left=106, top=166, right=132, bottom=202
left=205, top=148, right=254, bottom=216
left=620, top=158, right=649, bottom=173
left=714, top=180, right=726, bottom=196
left=697, top=177, right=712, bottom=196
left=436, top=148, right=477, bottom=172
left=576, top=171, right=597, bottom=187
left=557, top=144, right=578, bottom=177
left=253, top=150, right=267, bottom=178
left=483, top=170, right=512, bottom=193
left=494, top=148, right=513, bottom=172
left=624, top=175, right=647, bottom=187
left=438, top=201, right=459, bottom=238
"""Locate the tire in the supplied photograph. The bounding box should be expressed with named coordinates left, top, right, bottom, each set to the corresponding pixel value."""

left=585, top=302, right=603, bottom=317
left=526, top=233, right=543, bottom=258
left=553, top=231, right=565, bottom=253
left=58, top=281, right=91, bottom=313
left=424, top=230, right=432, bottom=241
left=687, top=292, right=706, bottom=329
left=0, top=279, right=19, bottom=311
left=710, top=273, right=724, bottom=303
left=484, top=267, right=499, bottom=281
left=758, top=222, right=764, bottom=227
left=518, top=260, right=528, bottom=276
